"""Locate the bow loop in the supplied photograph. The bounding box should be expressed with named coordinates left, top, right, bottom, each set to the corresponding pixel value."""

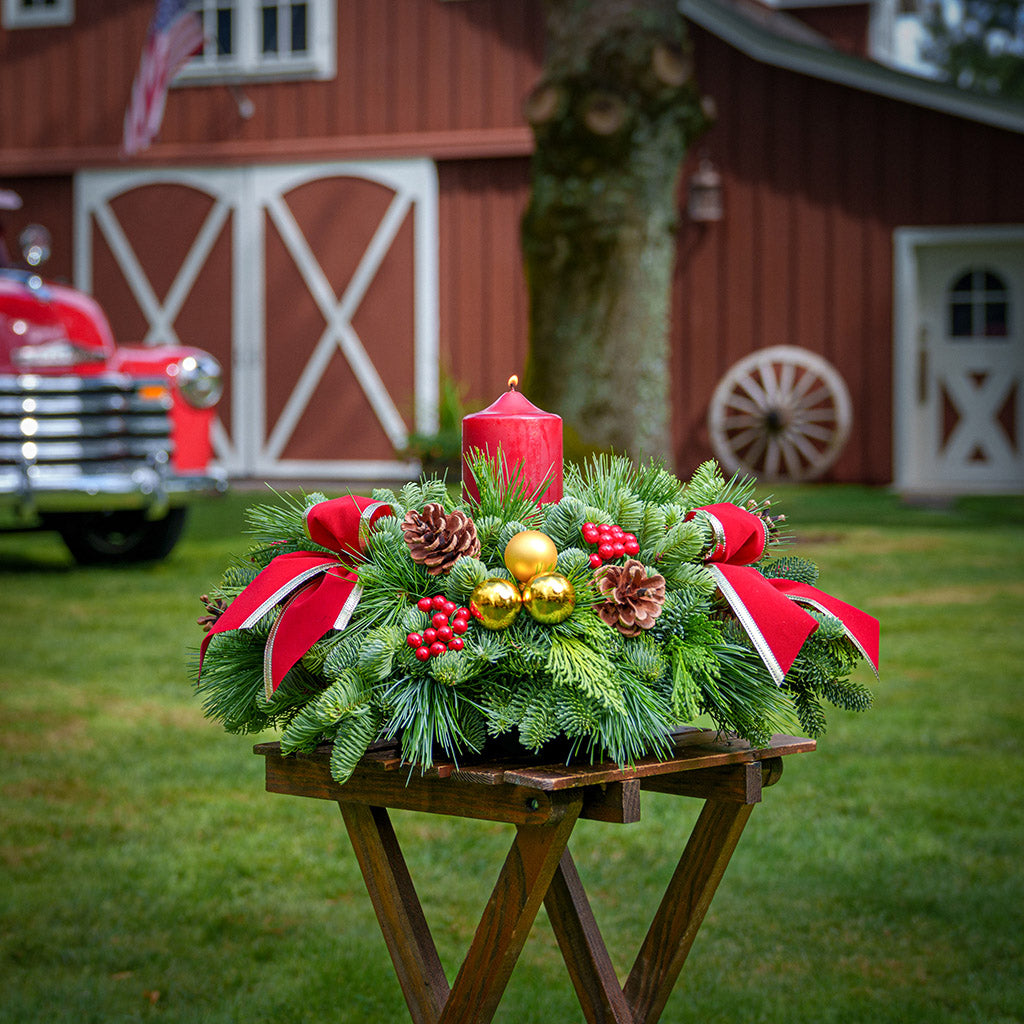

left=306, top=496, right=392, bottom=557
left=688, top=503, right=878, bottom=685
left=199, top=495, right=392, bottom=696
left=692, top=502, right=769, bottom=565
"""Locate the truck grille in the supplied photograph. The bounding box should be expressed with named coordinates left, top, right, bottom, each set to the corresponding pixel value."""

left=0, top=373, right=174, bottom=474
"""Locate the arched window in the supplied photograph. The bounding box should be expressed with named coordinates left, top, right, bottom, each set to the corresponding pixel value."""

left=948, top=268, right=1010, bottom=340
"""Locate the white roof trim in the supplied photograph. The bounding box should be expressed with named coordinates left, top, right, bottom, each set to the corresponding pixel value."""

left=679, top=0, right=1024, bottom=134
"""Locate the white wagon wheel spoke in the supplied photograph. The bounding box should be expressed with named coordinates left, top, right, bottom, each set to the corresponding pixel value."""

left=785, top=429, right=825, bottom=465
left=721, top=393, right=767, bottom=418
left=707, top=346, right=853, bottom=482
left=732, top=372, right=771, bottom=409
left=793, top=422, right=837, bottom=443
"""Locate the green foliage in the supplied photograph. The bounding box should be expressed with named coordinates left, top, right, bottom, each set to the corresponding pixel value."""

left=400, top=373, right=471, bottom=469
left=783, top=613, right=873, bottom=736
left=761, top=555, right=819, bottom=585
left=547, top=636, right=625, bottom=712
left=330, top=707, right=384, bottom=782
left=923, top=0, right=1024, bottom=102
left=191, top=455, right=874, bottom=782
left=463, top=448, right=546, bottom=525
left=446, top=556, right=490, bottom=600
left=280, top=670, right=367, bottom=754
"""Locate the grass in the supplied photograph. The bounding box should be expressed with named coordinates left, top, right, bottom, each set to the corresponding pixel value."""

left=2, top=484, right=1023, bottom=1023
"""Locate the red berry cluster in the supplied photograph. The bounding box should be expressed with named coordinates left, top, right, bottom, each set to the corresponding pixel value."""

left=581, top=521, right=640, bottom=569
left=407, top=594, right=471, bottom=660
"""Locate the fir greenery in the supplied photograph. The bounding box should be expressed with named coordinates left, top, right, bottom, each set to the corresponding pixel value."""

left=194, top=456, right=874, bottom=782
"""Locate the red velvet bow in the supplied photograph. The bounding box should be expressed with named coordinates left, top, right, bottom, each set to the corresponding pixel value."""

left=198, top=495, right=392, bottom=698
left=687, top=503, right=879, bottom=685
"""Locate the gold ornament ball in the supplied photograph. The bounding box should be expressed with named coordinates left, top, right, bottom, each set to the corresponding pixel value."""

left=469, top=578, right=523, bottom=630
left=504, top=530, right=559, bottom=583
left=522, top=572, right=576, bottom=625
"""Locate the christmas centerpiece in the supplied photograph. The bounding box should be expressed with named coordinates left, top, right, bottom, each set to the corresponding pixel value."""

left=193, top=379, right=878, bottom=785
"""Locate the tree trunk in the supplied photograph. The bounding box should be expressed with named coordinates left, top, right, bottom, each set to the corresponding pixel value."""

left=522, top=0, right=707, bottom=467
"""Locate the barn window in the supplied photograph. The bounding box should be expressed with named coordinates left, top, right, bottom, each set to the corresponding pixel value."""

left=180, top=0, right=334, bottom=82
left=948, top=268, right=1010, bottom=340
left=1, top=0, right=74, bottom=28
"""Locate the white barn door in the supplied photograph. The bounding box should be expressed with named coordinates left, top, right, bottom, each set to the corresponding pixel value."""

left=895, top=227, right=1024, bottom=494
left=76, top=160, right=438, bottom=481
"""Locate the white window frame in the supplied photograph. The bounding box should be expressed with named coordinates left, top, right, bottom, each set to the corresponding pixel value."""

left=2, top=0, right=74, bottom=28
left=178, top=0, right=335, bottom=84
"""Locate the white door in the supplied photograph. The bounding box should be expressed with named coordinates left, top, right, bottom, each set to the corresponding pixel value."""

left=76, top=160, right=439, bottom=481
left=894, top=227, right=1024, bottom=494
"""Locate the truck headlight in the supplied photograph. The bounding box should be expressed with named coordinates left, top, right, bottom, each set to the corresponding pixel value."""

left=175, top=353, right=223, bottom=409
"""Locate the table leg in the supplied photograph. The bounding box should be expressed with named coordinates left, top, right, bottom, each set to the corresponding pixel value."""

left=623, top=799, right=756, bottom=1024
left=339, top=803, right=450, bottom=1024
left=437, top=797, right=583, bottom=1024
left=545, top=847, right=635, bottom=1024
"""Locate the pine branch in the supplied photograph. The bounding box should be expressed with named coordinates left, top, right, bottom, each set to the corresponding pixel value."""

left=700, top=643, right=800, bottom=747
left=542, top=495, right=588, bottom=550
left=446, top=556, right=491, bottom=601
left=760, top=556, right=819, bottom=585
left=680, top=460, right=726, bottom=508
left=518, top=687, right=561, bottom=750
left=621, top=632, right=668, bottom=685
left=546, top=636, right=625, bottom=713
left=244, top=489, right=328, bottom=544
left=398, top=478, right=451, bottom=514
left=633, top=458, right=686, bottom=504
left=383, top=675, right=482, bottom=767
left=329, top=708, right=383, bottom=784
left=280, top=668, right=368, bottom=754
left=463, top=447, right=546, bottom=524
left=591, top=671, right=674, bottom=765
left=192, top=630, right=273, bottom=734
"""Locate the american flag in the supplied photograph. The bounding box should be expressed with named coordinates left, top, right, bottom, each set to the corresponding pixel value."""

left=122, top=0, right=205, bottom=157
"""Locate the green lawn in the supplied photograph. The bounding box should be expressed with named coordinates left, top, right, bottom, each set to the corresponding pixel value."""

left=2, top=485, right=1023, bottom=1023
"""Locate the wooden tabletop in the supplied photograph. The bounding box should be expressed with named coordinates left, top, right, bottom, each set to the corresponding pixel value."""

left=255, top=727, right=815, bottom=790
left=254, top=729, right=815, bottom=827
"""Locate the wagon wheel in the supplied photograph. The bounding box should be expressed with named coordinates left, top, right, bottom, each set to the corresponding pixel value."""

left=707, top=346, right=852, bottom=482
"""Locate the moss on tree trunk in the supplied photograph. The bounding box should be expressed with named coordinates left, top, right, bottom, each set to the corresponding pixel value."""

left=522, top=0, right=708, bottom=466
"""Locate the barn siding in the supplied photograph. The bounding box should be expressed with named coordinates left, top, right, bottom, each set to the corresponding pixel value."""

left=0, top=0, right=543, bottom=171
left=438, top=157, right=531, bottom=405
left=673, top=28, right=1024, bottom=483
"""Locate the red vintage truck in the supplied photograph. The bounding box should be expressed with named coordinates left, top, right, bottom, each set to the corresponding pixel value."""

left=0, top=190, right=226, bottom=563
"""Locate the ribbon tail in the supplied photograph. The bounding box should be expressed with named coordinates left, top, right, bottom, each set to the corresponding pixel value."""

left=771, top=580, right=880, bottom=677
left=262, top=568, right=361, bottom=698
left=709, top=564, right=818, bottom=685
left=197, top=552, right=339, bottom=679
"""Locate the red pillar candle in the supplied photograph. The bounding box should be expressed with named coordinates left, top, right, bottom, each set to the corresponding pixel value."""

left=462, top=376, right=563, bottom=503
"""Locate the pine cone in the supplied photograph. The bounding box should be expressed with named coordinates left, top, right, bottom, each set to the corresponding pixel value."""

left=594, top=559, right=666, bottom=637
left=401, top=503, right=481, bottom=576
left=197, top=593, right=230, bottom=632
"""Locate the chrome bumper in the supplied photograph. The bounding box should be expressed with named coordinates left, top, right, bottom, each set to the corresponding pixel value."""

left=0, top=462, right=228, bottom=521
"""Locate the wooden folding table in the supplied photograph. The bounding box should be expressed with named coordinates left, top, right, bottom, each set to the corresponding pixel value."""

left=255, top=729, right=814, bottom=1024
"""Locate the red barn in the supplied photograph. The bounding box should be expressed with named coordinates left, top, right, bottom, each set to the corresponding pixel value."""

left=2, top=0, right=1022, bottom=493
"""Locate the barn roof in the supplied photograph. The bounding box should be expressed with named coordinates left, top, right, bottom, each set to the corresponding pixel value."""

left=680, top=0, right=1024, bottom=134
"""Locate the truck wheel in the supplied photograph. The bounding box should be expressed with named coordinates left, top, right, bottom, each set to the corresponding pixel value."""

left=56, top=508, right=188, bottom=565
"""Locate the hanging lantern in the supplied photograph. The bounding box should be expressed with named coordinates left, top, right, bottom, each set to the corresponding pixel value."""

left=687, top=157, right=724, bottom=223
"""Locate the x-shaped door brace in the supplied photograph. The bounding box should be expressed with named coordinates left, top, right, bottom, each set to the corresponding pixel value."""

left=937, top=368, right=1020, bottom=467
left=261, top=191, right=412, bottom=461
left=90, top=194, right=236, bottom=460
left=91, top=196, right=231, bottom=350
